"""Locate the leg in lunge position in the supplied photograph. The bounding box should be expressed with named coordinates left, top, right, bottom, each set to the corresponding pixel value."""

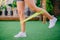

left=14, top=0, right=57, bottom=38
left=23, top=0, right=57, bottom=28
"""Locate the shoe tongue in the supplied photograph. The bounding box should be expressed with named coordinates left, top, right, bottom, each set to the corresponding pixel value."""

left=50, top=19, right=53, bottom=21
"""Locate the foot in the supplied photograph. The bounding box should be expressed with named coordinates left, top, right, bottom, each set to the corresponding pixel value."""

left=14, top=32, right=26, bottom=38
left=49, top=17, right=57, bottom=28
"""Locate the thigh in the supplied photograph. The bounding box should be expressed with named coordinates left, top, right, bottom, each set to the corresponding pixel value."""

left=16, top=0, right=25, bottom=15
left=24, top=0, right=35, bottom=5
left=24, top=0, right=37, bottom=11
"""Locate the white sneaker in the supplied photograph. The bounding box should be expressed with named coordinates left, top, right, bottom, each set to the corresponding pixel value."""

left=48, top=17, right=57, bottom=28
left=14, top=32, right=26, bottom=37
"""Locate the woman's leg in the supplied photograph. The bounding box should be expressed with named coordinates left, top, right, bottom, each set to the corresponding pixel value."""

left=24, top=0, right=57, bottom=28
left=14, top=0, right=26, bottom=37
left=17, top=1, right=25, bottom=32
left=24, top=0, right=52, bottom=19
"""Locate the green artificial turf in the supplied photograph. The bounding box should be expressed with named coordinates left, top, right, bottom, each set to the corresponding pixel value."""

left=0, top=21, right=60, bottom=40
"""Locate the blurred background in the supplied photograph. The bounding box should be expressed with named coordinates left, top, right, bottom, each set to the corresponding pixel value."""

left=0, top=0, right=60, bottom=21
left=0, top=0, right=60, bottom=40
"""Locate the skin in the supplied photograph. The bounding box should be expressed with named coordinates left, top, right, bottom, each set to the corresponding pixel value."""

left=17, top=0, right=53, bottom=32
left=17, top=1, right=25, bottom=32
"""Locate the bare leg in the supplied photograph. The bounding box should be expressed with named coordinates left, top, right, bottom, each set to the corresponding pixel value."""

left=14, top=1, right=26, bottom=38
left=24, top=0, right=57, bottom=29
left=24, top=0, right=53, bottom=20
left=17, top=1, right=25, bottom=32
